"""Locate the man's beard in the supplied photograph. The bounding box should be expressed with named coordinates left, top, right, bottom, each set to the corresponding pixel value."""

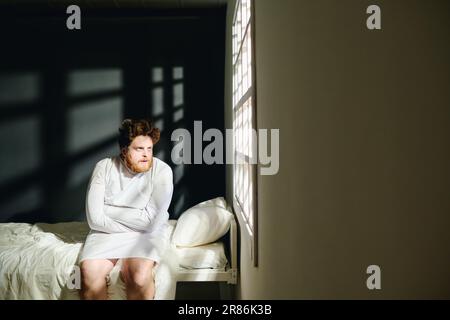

left=123, top=153, right=152, bottom=173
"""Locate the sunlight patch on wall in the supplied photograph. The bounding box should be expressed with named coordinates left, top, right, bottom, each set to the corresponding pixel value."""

left=0, top=72, right=41, bottom=105
left=66, top=97, right=123, bottom=153
left=0, top=116, right=41, bottom=182
left=66, top=143, right=119, bottom=188
left=173, top=83, right=184, bottom=107
left=152, top=87, right=164, bottom=117
left=67, top=69, right=122, bottom=96
left=173, top=164, right=185, bottom=185
left=173, top=67, right=183, bottom=80
left=152, top=67, right=164, bottom=83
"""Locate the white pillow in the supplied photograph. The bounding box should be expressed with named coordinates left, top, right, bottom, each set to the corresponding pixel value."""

left=176, top=242, right=228, bottom=269
left=194, top=197, right=231, bottom=211
left=172, top=197, right=233, bottom=247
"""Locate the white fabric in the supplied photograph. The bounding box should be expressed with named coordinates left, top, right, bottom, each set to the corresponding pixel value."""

left=80, top=156, right=173, bottom=263
left=176, top=242, right=228, bottom=269
left=172, top=197, right=233, bottom=247
left=0, top=221, right=178, bottom=300
left=194, top=197, right=232, bottom=211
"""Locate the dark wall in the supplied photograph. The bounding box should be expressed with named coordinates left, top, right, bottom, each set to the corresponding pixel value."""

left=0, top=5, right=226, bottom=223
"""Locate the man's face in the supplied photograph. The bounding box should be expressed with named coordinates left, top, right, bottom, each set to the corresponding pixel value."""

left=122, top=135, right=154, bottom=173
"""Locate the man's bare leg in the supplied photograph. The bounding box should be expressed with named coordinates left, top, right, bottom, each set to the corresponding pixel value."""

left=121, top=258, right=155, bottom=300
left=79, top=258, right=118, bottom=300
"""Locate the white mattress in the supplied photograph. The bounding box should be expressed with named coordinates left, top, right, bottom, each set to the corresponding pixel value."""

left=167, top=220, right=228, bottom=270
left=0, top=220, right=228, bottom=300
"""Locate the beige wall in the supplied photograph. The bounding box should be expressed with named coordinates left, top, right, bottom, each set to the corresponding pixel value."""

left=226, top=0, right=450, bottom=299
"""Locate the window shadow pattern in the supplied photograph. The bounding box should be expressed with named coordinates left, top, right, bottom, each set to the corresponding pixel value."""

left=0, top=5, right=226, bottom=223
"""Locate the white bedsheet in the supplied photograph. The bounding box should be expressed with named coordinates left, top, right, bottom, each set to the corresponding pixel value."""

left=0, top=221, right=179, bottom=300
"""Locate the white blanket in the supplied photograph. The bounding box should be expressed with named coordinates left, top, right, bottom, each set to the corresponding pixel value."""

left=0, top=221, right=179, bottom=300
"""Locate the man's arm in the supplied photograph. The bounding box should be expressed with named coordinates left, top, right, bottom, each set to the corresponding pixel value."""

left=106, top=165, right=174, bottom=232
left=86, top=160, right=136, bottom=233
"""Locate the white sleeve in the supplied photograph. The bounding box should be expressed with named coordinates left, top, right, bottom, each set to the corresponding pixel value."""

left=86, top=160, right=136, bottom=233
left=106, top=166, right=174, bottom=232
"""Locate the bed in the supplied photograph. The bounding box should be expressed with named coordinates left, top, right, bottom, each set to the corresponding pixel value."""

left=0, top=212, right=237, bottom=300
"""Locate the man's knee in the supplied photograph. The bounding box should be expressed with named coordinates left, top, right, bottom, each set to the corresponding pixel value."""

left=122, top=260, right=155, bottom=289
left=129, top=269, right=153, bottom=288
left=80, top=260, right=112, bottom=287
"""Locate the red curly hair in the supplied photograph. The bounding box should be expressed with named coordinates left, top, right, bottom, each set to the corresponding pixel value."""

left=118, top=119, right=161, bottom=151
